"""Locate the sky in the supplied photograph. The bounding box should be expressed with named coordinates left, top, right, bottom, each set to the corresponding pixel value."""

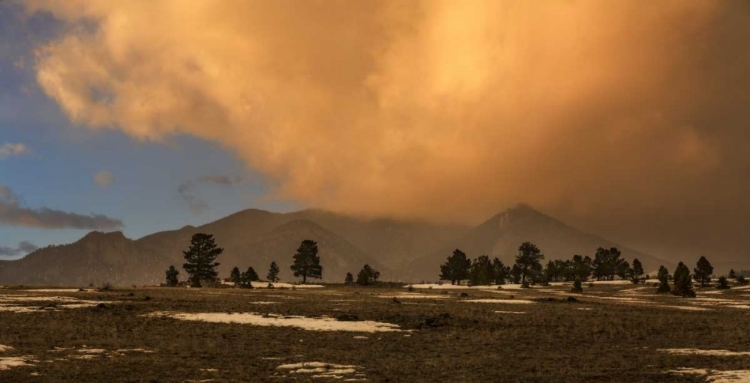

left=1, top=1, right=750, bottom=264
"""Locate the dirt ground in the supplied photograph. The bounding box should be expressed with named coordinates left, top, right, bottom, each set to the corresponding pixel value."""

left=1, top=282, right=749, bottom=382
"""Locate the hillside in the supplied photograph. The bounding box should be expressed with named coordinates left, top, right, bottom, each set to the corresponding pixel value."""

left=0, top=204, right=670, bottom=286
left=405, top=204, right=672, bottom=281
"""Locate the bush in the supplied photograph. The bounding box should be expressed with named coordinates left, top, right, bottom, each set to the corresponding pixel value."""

left=521, top=281, right=530, bottom=289
left=571, top=278, right=583, bottom=293
left=717, top=276, right=731, bottom=290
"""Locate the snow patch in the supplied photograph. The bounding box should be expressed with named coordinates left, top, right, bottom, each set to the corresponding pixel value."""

left=494, top=310, right=526, bottom=314
left=659, top=348, right=750, bottom=357
left=379, top=293, right=450, bottom=299
left=275, top=362, right=363, bottom=380
left=0, top=356, right=36, bottom=371
left=0, top=345, right=13, bottom=352
left=146, top=312, right=403, bottom=333
left=668, top=368, right=750, bottom=382
left=462, top=299, right=535, bottom=304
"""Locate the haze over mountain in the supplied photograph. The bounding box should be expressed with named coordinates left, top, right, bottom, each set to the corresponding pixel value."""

left=0, top=204, right=689, bottom=286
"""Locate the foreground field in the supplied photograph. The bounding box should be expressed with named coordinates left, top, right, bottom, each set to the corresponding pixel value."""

left=1, top=282, right=749, bottom=382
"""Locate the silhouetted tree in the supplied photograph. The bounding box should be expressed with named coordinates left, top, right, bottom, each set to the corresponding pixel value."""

left=737, top=275, right=748, bottom=285
left=630, top=259, right=644, bottom=284
left=165, top=265, right=179, bottom=287
left=267, top=261, right=280, bottom=283
left=291, top=240, right=323, bottom=283
left=238, top=269, right=254, bottom=288
left=616, top=260, right=631, bottom=281
left=182, top=233, right=222, bottom=287
left=693, top=256, right=714, bottom=287
left=657, top=265, right=671, bottom=293
left=345, top=272, right=354, bottom=284
left=515, top=242, right=544, bottom=285
left=717, top=276, right=731, bottom=290
left=510, top=264, right=522, bottom=284
left=571, top=255, right=592, bottom=281
left=245, top=267, right=260, bottom=281
left=492, top=258, right=510, bottom=285
left=469, top=255, right=494, bottom=286
left=356, top=264, right=379, bottom=286
left=230, top=266, right=241, bottom=286
left=571, top=277, right=583, bottom=293
left=591, top=247, right=625, bottom=281
left=439, top=249, right=471, bottom=285
left=673, top=262, right=696, bottom=297
left=729, top=269, right=737, bottom=279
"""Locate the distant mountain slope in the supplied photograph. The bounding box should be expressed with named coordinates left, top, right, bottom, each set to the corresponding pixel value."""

left=0, top=232, right=165, bottom=286
left=0, top=204, right=670, bottom=286
left=405, top=204, right=672, bottom=281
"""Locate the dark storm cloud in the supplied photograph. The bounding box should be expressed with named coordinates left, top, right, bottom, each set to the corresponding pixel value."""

left=0, top=185, right=123, bottom=230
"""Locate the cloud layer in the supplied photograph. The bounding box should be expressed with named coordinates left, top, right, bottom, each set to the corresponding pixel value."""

left=0, top=185, right=123, bottom=230
left=94, top=170, right=114, bottom=188
left=0, top=241, right=38, bottom=257
left=0, top=143, right=29, bottom=158
left=20, top=1, right=750, bottom=258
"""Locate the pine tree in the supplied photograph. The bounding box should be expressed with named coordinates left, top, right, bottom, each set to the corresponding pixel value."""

left=492, top=258, right=510, bottom=285
left=245, top=267, right=260, bottom=281
left=571, top=277, right=583, bottom=293
left=571, top=255, right=592, bottom=281
left=515, top=242, right=544, bottom=285
left=345, top=272, right=354, bottom=284
left=267, top=261, right=280, bottom=283
left=738, top=275, right=748, bottom=285
left=290, top=240, right=323, bottom=283
left=693, top=256, right=714, bottom=287
left=439, top=249, right=471, bottom=285
left=656, top=265, right=671, bottom=293
left=182, top=233, right=222, bottom=287
left=716, top=276, right=731, bottom=290
left=630, top=258, right=644, bottom=284
left=469, top=255, right=494, bottom=286
left=356, top=264, right=379, bottom=286
left=238, top=267, right=256, bottom=289
left=673, top=262, right=696, bottom=297
left=165, top=265, right=179, bottom=287
left=729, top=269, right=737, bottom=279
left=230, top=266, right=241, bottom=286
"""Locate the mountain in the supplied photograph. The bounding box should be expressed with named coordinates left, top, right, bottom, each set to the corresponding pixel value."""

left=0, top=204, right=670, bottom=286
left=405, top=203, right=672, bottom=281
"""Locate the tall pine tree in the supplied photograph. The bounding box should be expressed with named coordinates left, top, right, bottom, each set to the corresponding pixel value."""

left=439, top=249, right=471, bottom=285
left=267, top=261, right=280, bottom=283
left=182, top=233, right=222, bottom=287
left=291, top=240, right=323, bottom=283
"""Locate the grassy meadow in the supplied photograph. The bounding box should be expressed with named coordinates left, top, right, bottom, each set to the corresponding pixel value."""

left=1, top=282, right=749, bottom=382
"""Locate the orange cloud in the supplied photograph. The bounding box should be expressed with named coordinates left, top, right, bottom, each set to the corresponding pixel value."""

left=22, top=1, right=750, bottom=258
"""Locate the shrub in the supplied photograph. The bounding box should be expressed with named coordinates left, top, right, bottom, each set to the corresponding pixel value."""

left=716, top=276, right=731, bottom=290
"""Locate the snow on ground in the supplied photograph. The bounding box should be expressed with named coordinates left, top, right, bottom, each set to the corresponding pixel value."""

left=0, top=345, right=13, bottom=352
left=0, top=294, right=114, bottom=313
left=20, top=289, right=94, bottom=293
left=378, top=293, right=450, bottom=299
left=275, top=362, right=366, bottom=381
left=146, top=312, right=404, bottom=332
left=691, top=298, right=750, bottom=310
left=462, top=299, right=535, bottom=304
left=248, top=301, right=280, bottom=305
left=494, top=311, right=527, bottom=314
left=668, top=368, right=750, bottom=382
left=659, top=349, right=750, bottom=356
left=0, top=356, right=36, bottom=371
left=269, top=283, right=324, bottom=289
left=658, top=305, right=713, bottom=312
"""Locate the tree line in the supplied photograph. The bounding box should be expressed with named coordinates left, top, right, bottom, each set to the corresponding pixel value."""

left=164, top=233, right=383, bottom=288
left=439, top=242, right=746, bottom=296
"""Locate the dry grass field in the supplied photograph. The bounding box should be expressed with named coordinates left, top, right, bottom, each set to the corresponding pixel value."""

left=1, top=281, right=749, bottom=382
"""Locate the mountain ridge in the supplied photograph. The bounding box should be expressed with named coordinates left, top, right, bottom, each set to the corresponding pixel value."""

left=0, top=204, right=673, bottom=286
